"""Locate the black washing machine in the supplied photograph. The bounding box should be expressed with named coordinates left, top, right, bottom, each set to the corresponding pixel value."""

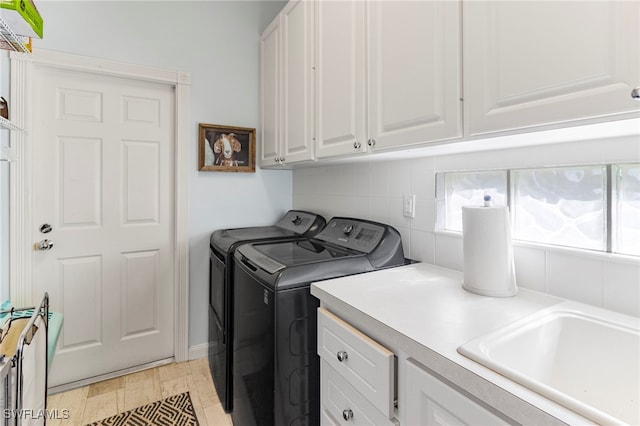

left=209, top=210, right=326, bottom=413
left=231, top=217, right=405, bottom=426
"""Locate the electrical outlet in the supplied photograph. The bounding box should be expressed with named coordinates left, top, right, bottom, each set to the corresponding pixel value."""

left=403, top=194, right=416, bottom=218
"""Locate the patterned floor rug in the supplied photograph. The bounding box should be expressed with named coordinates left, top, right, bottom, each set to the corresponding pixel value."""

left=87, top=392, right=199, bottom=426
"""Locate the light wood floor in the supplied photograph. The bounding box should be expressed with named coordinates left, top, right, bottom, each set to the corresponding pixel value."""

left=46, top=358, right=232, bottom=425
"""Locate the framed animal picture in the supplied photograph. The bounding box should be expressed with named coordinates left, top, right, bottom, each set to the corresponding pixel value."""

left=198, top=123, right=256, bottom=172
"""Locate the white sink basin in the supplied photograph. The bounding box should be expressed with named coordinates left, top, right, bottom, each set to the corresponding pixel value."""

left=458, top=301, right=640, bottom=425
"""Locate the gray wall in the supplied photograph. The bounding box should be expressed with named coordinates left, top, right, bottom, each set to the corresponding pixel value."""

left=3, top=1, right=290, bottom=348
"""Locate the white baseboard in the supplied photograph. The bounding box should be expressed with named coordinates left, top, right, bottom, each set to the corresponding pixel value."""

left=49, top=344, right=215, bottom=394
left=188, top=342, right=214, bottom=360
left=49, top=358, right=174, bottom=394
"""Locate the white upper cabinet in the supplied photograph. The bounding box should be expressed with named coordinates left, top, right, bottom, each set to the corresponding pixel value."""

left=316, top=0, right=462, bottom=159
left=314, top=0, right=367, bottom=158
left=260, top=18, right=281, bottom=166
left=260, top=0, right=315, bottom=167
left=263, top=0, right=639, bottom=166
left=464, top=1, right=640, bottom=136
left=281, top=0, right=315, bottom=164
left=368, top=0, right=462, bottom=151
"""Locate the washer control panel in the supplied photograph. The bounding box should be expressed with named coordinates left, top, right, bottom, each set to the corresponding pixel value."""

left=276, top=210, right=326, bottom=235
left=315, top=218, right=386, bottom=253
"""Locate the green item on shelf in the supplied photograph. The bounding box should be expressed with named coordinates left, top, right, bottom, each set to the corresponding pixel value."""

left=0, top=0, right=43, bottom=39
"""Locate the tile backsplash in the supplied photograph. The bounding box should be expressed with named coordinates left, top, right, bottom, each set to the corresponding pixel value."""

left=292, top=136, right=640, bottom=317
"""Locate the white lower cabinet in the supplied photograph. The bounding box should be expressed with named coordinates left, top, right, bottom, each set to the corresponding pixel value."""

left=318, top=308, right=398, bottom=425
left=317, top=307, right=512, bottom=426
left=403, top=359, right=508, bottom=426
left=321, top=360, right=398, bottom=426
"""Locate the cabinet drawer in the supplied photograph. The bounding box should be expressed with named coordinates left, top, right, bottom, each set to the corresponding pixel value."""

left=322, top=361, right=398, bottom=426
left=317, top=308, right=395, bottom=418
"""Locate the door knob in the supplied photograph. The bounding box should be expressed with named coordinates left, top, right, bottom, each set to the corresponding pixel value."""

left=35, top=239, right=54, bottom=251
left=632, top=87, right=640, bottom=100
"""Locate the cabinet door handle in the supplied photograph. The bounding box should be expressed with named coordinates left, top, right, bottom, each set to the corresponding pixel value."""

left=342, top=409, right=353, bottom=421
left=632, top=87, right=640, bottom=100
left=280, top=156, right=285, bottom=163
left=367, top=138, right=376, bottom=147
left=353, top=141, right=361, bottom=149
left=336, top=351, right=348, bottom=362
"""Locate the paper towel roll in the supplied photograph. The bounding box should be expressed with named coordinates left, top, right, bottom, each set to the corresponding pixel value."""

left=462, top=205, right=517, bottom=297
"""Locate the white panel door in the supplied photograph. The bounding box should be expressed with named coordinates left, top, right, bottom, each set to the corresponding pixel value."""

left=33, top=67, right=175, bottom=387
left=464, top=1, right=640, bottom=136
left=368, top=0, right=462, bottom=151
left=315, top=0, right=367, bottom=159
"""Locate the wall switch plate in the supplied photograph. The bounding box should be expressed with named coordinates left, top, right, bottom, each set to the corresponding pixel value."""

left=403, top=194, right=416, bottom=218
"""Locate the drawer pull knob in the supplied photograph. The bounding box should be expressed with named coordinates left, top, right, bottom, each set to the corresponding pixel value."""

left=336, top=351, right=348, bottom=362
left=342, top=409, right=353, bottom=421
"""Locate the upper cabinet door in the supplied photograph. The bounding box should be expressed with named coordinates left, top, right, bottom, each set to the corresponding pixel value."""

left=464, top=1, right=640, bottom=137
left=315, top=0, right=367, bottom=159
left=280, top=0, right=315, bottom=164
left=260, top=17, right=281, bottom=167
left=368, top=0, right=462, bottom=151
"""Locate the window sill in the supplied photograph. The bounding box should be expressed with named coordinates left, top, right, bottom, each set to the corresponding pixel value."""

left=433, top=229, right=640, bottom=266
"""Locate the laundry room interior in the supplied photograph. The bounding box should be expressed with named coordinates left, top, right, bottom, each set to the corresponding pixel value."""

left=0, top=0, right=638, bottom=425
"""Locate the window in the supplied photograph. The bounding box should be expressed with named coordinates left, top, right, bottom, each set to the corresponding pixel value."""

left=444, top=171, right=507, bottom=232
left=437, top=163, right=639, bottom=256
left=512, top=166, right=606, bottom=251
left=613, top=164, right=640, bottom=256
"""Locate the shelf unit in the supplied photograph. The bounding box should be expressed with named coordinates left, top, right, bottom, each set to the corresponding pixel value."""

left=0, top=15, right=30, bottom=54
left=0, top=116, right=20, bottom=131
left=0, top=14, right=29, bottom=162
left=0, top=13, right=29, bottom=124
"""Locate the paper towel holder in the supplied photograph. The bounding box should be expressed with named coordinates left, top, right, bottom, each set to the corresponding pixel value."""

left=461, top=196, right=518, bottom=297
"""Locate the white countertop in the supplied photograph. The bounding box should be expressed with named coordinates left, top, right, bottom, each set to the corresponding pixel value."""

left=310, top=262, right=601, bottom=425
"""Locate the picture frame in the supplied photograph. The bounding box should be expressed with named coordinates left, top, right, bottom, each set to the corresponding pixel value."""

left=198, top=123, right=256, bottom=172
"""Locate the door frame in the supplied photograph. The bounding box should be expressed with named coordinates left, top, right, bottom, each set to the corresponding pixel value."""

left=8, top=50, right=190, bottom=362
